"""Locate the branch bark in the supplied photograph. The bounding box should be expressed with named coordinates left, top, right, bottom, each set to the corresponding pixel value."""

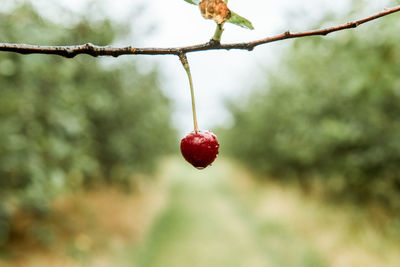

left=0, top=5, right=399, bottom=58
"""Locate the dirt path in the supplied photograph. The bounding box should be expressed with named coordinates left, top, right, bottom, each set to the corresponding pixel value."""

left=122, top=159, right=326, bottom=267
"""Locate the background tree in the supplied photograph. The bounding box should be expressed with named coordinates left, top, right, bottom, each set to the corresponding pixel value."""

left=0, top=3, right=176, bottom=245
left=223, top=8, right=400, bottom=213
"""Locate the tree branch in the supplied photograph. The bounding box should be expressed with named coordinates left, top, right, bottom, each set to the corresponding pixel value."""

left=0, top=5, right=399, bottom=58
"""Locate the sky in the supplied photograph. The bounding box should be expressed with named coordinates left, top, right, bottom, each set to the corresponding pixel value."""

left=17, top=0, right=396, bottom=133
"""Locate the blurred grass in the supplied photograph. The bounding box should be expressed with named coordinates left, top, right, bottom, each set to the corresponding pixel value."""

left=125, top=159, right=326, bottom=267
left=1, top=157, right=400, bottom=267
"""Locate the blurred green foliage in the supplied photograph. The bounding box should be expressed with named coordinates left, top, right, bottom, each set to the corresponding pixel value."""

left=224, top=14, right=400, bottom=211
left=0, top=3, right=176, bottom=245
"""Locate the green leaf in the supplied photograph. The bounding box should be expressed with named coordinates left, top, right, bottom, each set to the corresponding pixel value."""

left=184, top=0, right=199, bottom=5
left=227, top=10, right=254, bottom=30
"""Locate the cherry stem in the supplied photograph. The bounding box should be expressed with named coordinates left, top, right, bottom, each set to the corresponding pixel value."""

left=213, top=23, right=224, bottom=42
left=179, top=52, right=199, bottom=133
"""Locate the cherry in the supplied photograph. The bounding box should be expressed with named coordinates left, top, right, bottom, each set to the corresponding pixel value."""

left=180, top=130, right=220, bottom=169
left=179, top=53, right=220, bottom=169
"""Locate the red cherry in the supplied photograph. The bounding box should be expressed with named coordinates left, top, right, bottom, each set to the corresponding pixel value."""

left=180, top=130, right=220, bottom=169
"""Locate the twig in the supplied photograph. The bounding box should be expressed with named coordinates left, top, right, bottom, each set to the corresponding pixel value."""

left=0, top=5, right=399, bottom=58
